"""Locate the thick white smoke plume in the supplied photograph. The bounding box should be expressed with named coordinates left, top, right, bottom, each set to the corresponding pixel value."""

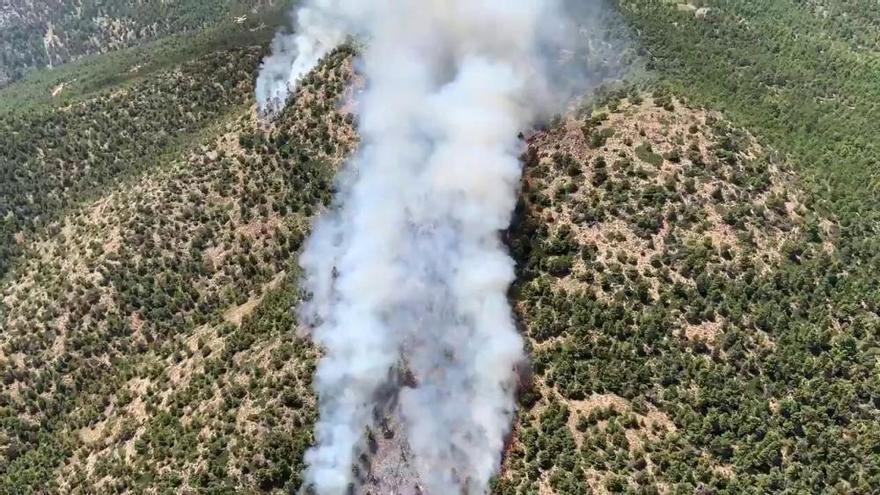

left=255, top=4, right=347, bottom=116
left=257, top=1, right=630, bottom=493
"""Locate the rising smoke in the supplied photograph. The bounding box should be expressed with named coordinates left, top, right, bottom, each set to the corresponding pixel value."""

left=255, top=3, right=348, bottom=116
left=257, top=1, right=631, bottom=493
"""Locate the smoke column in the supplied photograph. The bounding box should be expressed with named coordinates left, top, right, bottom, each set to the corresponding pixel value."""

left=255, top=3, right=347, bottom=116
left=256, top=1, right=630, bottom=493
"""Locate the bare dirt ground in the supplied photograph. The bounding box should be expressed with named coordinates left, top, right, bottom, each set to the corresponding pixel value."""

left=353, top=368, right=424, bottom=495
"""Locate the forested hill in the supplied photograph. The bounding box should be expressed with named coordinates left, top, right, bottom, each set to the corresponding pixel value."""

left=0, top=0, right=879, bottom=493
left=494, top=1, right=880, bottom=492
left=0, top=0, right=289, bottom=88
left=0, top=16, right=356, bottom=488
left=624, top=0, right=880, bottom=229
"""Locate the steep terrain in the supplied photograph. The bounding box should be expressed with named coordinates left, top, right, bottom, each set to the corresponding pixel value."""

left=0, top=0, right=288, bottom=88
left=0, top=45, right=261, bottom=278
left=498, top=94, right=878, bottom=493
left=0, top=42, right=355, bottom=493
left=1, top=0, right=879, bottom=493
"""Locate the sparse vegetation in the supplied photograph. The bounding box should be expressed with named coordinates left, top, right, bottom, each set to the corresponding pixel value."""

left=498, top=94, right=878, bottom=494
left=3, top=0, right=880, bottom=493
left=0, top=0, right=293, bottom=89
left=491, top=1, right=880, bottom=491
left=0, top=39, right=355, bottom=493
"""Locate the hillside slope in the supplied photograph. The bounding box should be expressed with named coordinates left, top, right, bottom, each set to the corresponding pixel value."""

left=0, top=40, right=355, bottom=493
left=1, top=0, right=879, bottom=493
left=498, top=94, right=879, bottom=493
left=0, top=0, right=287, bottom=88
